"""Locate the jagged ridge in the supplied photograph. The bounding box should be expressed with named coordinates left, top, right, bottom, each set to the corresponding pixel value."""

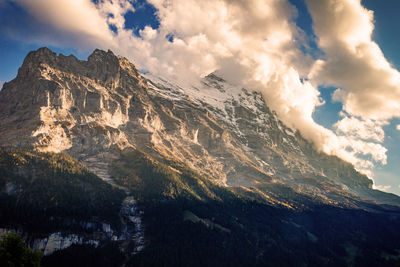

left=0, top=47, right=399, bottom=208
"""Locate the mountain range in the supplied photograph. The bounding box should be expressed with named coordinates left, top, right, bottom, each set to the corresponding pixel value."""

left=0, top=47, right=400, bottom=266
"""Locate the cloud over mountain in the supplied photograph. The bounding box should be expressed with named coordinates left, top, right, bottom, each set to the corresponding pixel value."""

left=3, top=0, right=400, bottom=181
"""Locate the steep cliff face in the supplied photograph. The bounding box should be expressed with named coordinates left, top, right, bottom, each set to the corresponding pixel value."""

left=0, top=47, right=398, bottom=207
left=0, top=48, right=143, bottom=154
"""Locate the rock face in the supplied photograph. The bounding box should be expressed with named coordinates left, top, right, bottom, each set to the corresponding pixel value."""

left=0, top=48, right=142, bottom=154
left=0, top=47, right=399, bottom=208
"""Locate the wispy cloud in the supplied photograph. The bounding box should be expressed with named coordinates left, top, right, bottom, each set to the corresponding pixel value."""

left=334, top=116, right=388, bottom=143
left=373, top=184, right=392, bottom=192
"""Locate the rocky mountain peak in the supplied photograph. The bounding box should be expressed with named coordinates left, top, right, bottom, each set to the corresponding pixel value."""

left=14, top=47, right=143, bottom=88
left=0, top=47, right=150, bottom=154
left=86, top=49, right=120, bottom=83
left=88, top=48, right=116, bottom=61
left=17, top=47, right=58, bottom=79
left=0, top=47, right=398, bottom=208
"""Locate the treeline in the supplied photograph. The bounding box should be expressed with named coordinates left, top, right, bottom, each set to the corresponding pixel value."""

left=0, top=148, right=125, bottom=235
left=110, top=149, right=241, bottom=202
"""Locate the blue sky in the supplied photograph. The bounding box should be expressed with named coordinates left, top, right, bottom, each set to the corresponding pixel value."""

left=0, top=0, right=399, bottom=195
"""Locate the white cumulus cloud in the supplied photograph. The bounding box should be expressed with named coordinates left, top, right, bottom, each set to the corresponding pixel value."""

left=306, top=0, right=400, bottom=120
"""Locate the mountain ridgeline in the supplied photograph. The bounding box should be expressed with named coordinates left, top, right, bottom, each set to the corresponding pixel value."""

left=0, top=48, right=400, bottom=266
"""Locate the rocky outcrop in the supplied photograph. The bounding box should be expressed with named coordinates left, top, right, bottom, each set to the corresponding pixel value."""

left=0, top=48, right=143, bottom=154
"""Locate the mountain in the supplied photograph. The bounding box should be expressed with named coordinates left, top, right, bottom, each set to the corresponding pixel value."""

left=1, top=47, right=400, bottom=266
